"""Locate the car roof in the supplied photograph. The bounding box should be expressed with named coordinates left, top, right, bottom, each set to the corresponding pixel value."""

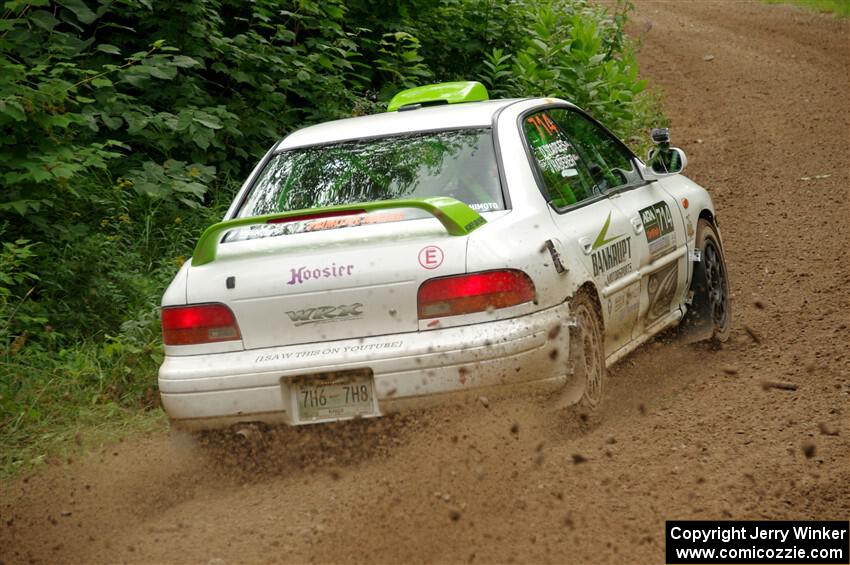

left=275, top=98, right=525, bottom=151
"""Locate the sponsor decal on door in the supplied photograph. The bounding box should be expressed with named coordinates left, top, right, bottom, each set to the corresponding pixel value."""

left=639, top=202, right=677, bottom=261
left=607, top=283, right=640, bottom=323
left=591, top=212, right=633, bottom=284
left=647, top=262, right=678, bottom=322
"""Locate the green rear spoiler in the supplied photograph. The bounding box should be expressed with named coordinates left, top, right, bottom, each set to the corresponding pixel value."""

left=191, top=197, right=486, bottom=266
left=387, top=81, right=489, bottom=112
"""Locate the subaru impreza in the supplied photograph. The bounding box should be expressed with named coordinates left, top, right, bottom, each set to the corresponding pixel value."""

left=158, top=81, right=730, bottom=430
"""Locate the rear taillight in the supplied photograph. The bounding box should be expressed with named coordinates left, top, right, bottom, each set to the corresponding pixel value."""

left=161, top=303, right=241, bottom=346
left=417, top=270, right=536, bottom=319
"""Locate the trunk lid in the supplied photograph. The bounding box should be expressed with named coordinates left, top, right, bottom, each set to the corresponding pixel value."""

left=185, top=216, right=469, bottom=350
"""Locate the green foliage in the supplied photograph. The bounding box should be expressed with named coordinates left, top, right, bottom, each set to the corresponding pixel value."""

left=397, top=0, right=659, bottom=141
left=0, top=0, right=666, bottom=476
left=0, top=0, right=663, bottom=350
left=0, top=306, right=166, bottom=477
left=0, top=229, right=40, bottom=346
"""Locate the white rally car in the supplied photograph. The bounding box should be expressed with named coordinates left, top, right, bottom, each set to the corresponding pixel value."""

left=158, top=81, right=730, bottom=430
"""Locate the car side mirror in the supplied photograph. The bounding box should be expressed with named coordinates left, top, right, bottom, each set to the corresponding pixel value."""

left=646, top=128, right=687, bottom=174
left=648, top=146, right=687, bottom=174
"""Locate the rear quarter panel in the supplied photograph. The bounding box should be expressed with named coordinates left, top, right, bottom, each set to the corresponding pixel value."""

left=475, top=99, right=599, bottom=311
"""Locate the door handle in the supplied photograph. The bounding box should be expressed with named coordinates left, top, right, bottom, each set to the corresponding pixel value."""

left=630, top=216, right=644, bottom=234
left=578, top=236, right=593, bottom=255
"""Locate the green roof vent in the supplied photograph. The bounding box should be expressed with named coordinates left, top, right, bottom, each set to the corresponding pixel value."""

left=387, top=81, right=489, bottom=112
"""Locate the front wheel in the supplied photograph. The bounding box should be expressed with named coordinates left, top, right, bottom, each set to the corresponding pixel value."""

left=683, top=219, right=731, bottom=343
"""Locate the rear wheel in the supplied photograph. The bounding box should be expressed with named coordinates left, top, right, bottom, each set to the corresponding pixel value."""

left=569, top=291, right=606, bottom=409
left=684, top=219, right=731, bottom=343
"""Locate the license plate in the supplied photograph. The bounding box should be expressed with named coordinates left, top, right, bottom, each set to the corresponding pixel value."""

left=293, top=371, right=377, bottom=423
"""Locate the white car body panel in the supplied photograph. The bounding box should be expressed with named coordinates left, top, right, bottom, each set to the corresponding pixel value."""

left=160, top=302, right=571, bottom=427
left=186, top=219, right=469, bottom=349
left=159, top=96, right=719, bottom=429
left=277, top=99, right=520, bottom=150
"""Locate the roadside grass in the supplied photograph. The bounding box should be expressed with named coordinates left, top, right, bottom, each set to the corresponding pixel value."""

left=0, top=398, right=166, bottom=482
left=0, top=338, right=167, bottom=480
left=765, top=0, right=850, bottom=17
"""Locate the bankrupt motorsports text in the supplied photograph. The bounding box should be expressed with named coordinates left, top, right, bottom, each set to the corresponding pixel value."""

left=666, top=521, right=849, bottom=564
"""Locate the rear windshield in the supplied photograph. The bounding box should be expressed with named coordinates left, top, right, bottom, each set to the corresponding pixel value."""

left=237, top=128, right=505, bottom=219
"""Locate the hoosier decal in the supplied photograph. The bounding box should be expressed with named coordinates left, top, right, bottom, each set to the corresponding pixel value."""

left=287, top=263, right=354, bottom=285
left=640, top=201, right=676, bottom=261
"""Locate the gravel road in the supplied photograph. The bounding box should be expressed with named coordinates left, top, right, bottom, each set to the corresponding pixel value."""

left=2, top=1, right=848, bottom=563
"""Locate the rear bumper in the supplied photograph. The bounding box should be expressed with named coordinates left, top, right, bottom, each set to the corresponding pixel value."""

left=158, top=303, right=572, bottom=428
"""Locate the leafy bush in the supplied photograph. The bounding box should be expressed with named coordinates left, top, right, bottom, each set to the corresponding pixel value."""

left=1, top=0, right=660, bottom=346
left=0, top=0, right=665, bottom=474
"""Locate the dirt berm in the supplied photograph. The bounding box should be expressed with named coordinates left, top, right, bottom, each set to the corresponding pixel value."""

left=1, top=1, right=848, bottom=563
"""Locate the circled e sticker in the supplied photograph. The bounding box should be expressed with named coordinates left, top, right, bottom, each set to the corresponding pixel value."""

left=418, top=245, right=444, bottom=270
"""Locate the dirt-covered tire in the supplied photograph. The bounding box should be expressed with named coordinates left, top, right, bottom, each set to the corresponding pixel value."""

left=686, top=219, right=732, bottom=343
left=569, top=291, right=607, bottom=409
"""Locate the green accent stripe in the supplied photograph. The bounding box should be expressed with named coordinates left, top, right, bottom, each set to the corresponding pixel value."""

left=592, top=211, right=624, bottom=250
left=191, top=197, right=486, bottom=266
left=387, top=81, right=489, bottom=112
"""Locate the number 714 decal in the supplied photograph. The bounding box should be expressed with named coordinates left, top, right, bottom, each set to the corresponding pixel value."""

left=639, top=201, right=677, bottom=261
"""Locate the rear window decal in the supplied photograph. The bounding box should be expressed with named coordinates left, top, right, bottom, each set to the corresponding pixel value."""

left=305, top=211, right=407, bottom=232
left=468, top=202, right=500, bottom=212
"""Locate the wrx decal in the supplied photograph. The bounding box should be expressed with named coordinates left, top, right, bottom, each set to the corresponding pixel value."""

left=286, top=303, right=364, bottom=326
